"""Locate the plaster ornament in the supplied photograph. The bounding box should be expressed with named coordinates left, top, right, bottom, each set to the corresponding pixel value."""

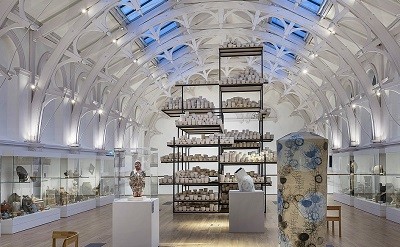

left=129, top=160, right=146, bottom=197
left=234, top=168, right=255, bottom=192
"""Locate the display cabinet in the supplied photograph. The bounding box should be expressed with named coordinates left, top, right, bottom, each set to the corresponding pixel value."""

left=331, top=152, right=354, bottom=206
left=114, top=148, right=158, bottom=199
left=96, top=156, right=115, bottom=207
left=352, top=150, right=386, bottom=217
left=56, top=157, right=97, bottom=218
left=0, top=156, right=61, bottom=234
left=384, top=148, right=400, bottom=223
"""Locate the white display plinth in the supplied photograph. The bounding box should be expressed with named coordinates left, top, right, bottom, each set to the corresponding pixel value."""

left=1, top=208, right=60, bottom=234
left=333, top=193, right=354, bottom=206
left=96, top=195, right=115, bottom=207
left=113, top=198, right=159, bottom=247
left=354, top=197, right=386, bottom=217
left=229, top=190, right=264, bottom=233
left=386, top=206, right=400, bottom=224
left=58, top=198, right=97, bottom=218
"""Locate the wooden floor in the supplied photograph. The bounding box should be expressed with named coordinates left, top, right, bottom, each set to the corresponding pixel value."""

left=0, top=195, right=400, bottom=246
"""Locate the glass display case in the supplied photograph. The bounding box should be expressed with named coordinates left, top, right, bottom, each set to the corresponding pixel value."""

left=114, top=148, right=158, bottom=198
left=0, top=156, right=54, bottom=220
left=385, top=151, right=400, bottom=208
left=353, top=150, right=383, bottom=202
left=58, top=157, right=98, bottom=206
left=95, top=156, right=115, bottom=206
left=331, top=152, right=351, bottom=195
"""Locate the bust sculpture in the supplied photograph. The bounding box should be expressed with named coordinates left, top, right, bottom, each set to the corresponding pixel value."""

left=234, top=167, right=255, bottom=192
left=129, top=160, right=146, bottom=197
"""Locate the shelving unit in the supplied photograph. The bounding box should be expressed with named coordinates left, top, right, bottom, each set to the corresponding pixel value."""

left=160, top=45, right=275, bottom=213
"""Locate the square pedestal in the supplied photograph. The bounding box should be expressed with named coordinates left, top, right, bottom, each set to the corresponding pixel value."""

left=229, top=190, right=264, bottom=233
left=113, top=198, right=159, bottom=247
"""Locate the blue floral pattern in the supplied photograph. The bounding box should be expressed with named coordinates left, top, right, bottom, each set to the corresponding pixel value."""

left=277, top=132, right=327, bottom=247
left=298, top=192, right=326, bottom=223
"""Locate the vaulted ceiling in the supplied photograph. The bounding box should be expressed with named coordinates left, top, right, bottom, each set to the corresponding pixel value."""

left=1, top=0, right=400, bottom=147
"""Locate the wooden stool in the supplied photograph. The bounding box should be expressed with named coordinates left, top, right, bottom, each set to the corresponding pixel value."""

left=327, top=205, right=342, bottom=237
left=52, top=231, right=79, bottom=247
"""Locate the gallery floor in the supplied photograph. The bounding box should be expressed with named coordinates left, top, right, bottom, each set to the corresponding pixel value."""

left=0, top=195, right=399, bottom=247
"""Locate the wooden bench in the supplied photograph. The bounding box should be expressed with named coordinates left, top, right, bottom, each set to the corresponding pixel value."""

left=52, top=231, right=79, bottom=247
left=327, top=205, right=341, bottom=237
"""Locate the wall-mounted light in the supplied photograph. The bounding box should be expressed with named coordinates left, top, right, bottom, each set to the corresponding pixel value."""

left=112, top=39, right=117, bottom=43
left=30, top=84, right=36, bottom=90
left=133, top=59, right=138, bottom=63
left=81, top=8, right=88, bottom=14
left=97, top=108, right=104, bottom=114
left=351, top=103, right=356, bottom=109
left=71, top=99, right=76, bottom=104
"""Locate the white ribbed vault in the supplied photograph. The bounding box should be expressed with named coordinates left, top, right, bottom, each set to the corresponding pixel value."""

left=0, top=0, right=400, bottom=151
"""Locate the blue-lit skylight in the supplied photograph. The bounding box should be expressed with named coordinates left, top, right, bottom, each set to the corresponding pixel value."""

left=157, top=44, right=187, bottom=63
left=287, top=0, right=326, bottom=15
left=141, top=21, right=180, bottom=46
left=265, top=42, right=296, bottom=60
left=119, top=0, right=167, bottom=23
left=270, top=17, right=308, bottom=40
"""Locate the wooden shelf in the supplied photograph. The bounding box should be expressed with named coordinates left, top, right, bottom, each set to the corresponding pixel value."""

left=161, top=160, right=218, bottom=163
left=174, top=182, right=219, bottom=186
left=174, top=200, right=219, bottom=203
left=162, top=108, right=216, bottom=117
left=219, top=83, right=264, bottom=92
left=176, top=124, right=223, bottom=134
left=220, top=107, right=261, bottom=113
left=175, top=83, right=219, bottom=87
left=167, top=143, right=233, bottom=148
left=219, top=46, right=263, bottom=57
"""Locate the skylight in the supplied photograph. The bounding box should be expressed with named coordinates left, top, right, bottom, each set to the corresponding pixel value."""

left=287, top=0, right=326, bottom=15
left=265, top=42, right=296, bottom=60
left=119, top=0, right=167, bottom=23
left=270, top=17, right=308, bottom=39
left=141, top=21, right=180, bottom=46
left=157, top=44, right=187, bottom=63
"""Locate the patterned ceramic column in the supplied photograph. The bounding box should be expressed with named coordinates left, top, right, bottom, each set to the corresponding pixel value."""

left=277, top=132, right=328, bottom=247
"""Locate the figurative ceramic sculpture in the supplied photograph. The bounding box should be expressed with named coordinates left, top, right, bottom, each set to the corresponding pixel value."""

left=16, top=166, right=29, bottom=182
left=234, top=168, right=255, bottom=192
left=129, top=160, right=146, bottom=197
left=277, top=132, right=328, bottom=247
left=22, top=195, right=34, bottom=213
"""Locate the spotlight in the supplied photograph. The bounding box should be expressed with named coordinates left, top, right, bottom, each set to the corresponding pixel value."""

left=71, top=99, right=76, bottom=104
left=351, top=104, right=356, bottom=109
left=30, top=84, right=36, bottom=90
left=98, top=109, right=104, bottom=114
left=112, top=39, right=117, bottom=43
left=81, top=8, right=87, bottom=13
left=302, top=69, right=308, bottom=74
left=376, top=90, right=381, bottom=96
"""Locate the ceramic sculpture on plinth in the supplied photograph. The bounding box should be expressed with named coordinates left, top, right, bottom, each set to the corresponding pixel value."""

left=129, top=160, right=146, bottom=197
left=234, top=168, right=255, bottom=192
left=277, top=132, right=328, bottom=247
